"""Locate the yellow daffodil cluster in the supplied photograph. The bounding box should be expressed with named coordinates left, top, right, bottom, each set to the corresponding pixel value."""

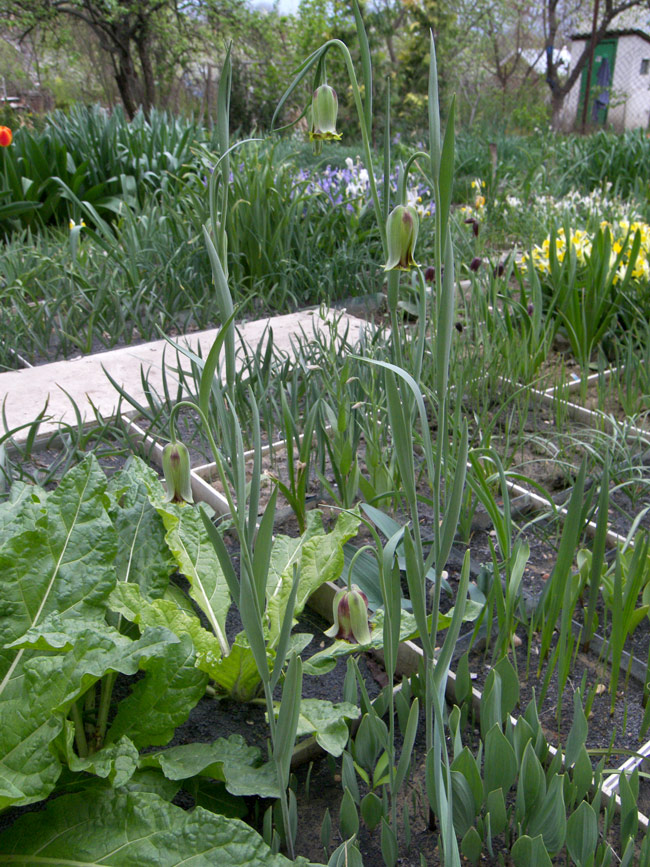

left=519, top=221, right=650, bottom=285
left=460, top=178, right=487, bottom=221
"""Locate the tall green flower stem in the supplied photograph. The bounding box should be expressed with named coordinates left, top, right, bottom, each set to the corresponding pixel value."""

left=166, top=47, right=302, bottom=848
left=167, top=390, right=302, bottom=859
left=277, top=16, right=467, bottom=857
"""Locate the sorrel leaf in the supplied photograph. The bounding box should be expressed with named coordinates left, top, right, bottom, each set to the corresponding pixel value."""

left=294, top=698, right=360, bottom=757
left=0, top=789, right=305, bottom=866
left=0, top=456, right=117, bottom=695
left=0, top=620, right=177, bottom=808
left=105, top=634, right=208, bottom=747
left=140, top=734, right=280, bottom=799
left=137, top=461, right=231, bottom=656
left=107, top=460, right=176, bottom=599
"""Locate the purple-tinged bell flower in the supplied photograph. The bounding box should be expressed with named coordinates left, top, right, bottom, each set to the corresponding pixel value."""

left=493, top=261, right=506, bottom=277
left=464, top=217, right=480, bottom=237
left=424, top=265, right=436, bottom=282
left=162, top=441, right=193, bottom=504
left=325, top=585, right=371, bottom=644
left=384, top=205, right=419, bottom=271
left=469, top=257, right=482, bottom=272
left=527, top=302, right=534, bottom=315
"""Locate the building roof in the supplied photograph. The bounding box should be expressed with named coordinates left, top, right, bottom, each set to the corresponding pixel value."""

left=571, top=7, right=650, bottom=40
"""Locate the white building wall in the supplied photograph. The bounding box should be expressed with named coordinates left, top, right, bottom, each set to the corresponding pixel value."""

left=560, top=34, right=650, bottom=131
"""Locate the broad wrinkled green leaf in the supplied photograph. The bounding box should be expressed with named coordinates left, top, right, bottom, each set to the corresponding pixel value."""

left=58, top=724, right=139, bottom=788
left=0, top=789, right=305, bottom=866
left=0, top=456, right=117, bottom=692
left=266, top=509, right=360, bottom=646
left=107, top=458, right=176, bottom=599
left=144, top=480, right=231, bottom=657
left=294, top=698, right=359, bottom=756
left=0, top=481, right=45, bottom=541
left=190, top=778, right=247, bottom=818
left=110, top=582, right=218, bottom=660
left=139, top=734, right=280, bottom=799
left=206, top=633, right=265, bottom=701
left=0, top=620, right=177, bottom=809
left=106, top=634, right=208, bottom=747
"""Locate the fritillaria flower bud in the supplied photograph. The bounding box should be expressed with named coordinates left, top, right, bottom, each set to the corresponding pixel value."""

left=464, top=217, right=479, bottom=237
left=469, top=256, right=482, bottom=272
left=325, top=585, right=371, bottom=644
left=162, top=441, right=193, bottom=504
left=424, top=265, right=436, bottom=282
left=384, top=205, right=419, bottom=271
left=309, top=85, right=342, bottom=142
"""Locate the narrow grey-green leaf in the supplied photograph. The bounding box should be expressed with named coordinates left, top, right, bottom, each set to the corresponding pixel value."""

left=566, top=800, right=598, bottom=865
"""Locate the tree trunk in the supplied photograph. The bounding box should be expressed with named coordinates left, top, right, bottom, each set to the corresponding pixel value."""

left=136, top=34, right=156, bottom=117
left=550, top=89, right=565, bottom=130
left=115, top=48, right=140, bottom=119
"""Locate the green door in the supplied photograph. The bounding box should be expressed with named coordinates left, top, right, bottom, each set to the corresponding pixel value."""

left=577, top=39, right=618, bottom=126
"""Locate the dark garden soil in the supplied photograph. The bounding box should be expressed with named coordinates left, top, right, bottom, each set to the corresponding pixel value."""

left=1, top=430, right=132, bottom=494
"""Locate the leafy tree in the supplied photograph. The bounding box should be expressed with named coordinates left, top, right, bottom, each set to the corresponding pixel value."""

left=1, top=0, right=198, bottom=117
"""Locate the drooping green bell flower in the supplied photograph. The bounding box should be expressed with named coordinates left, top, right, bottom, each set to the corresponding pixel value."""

left=383, top=205, right=419, bottom=271
left=325, top=585, right=371, bottom=644
left=309, top=85, right=342, bottom=142
left=162, top=441, right=194, bottom=504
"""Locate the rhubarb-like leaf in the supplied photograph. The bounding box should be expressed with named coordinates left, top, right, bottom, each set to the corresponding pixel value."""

left=107, top=458, right=176, bottom=600
left=266, top=508, right=360, bottom=645
left=110, top=583, right=218, bottom=660
left=0, top=789, right=307, bottom=866
left=295, top=698, right=360, bottom=756
left=140, top=734, right=280, bottom=798
left=0, top=621, right=177, bottom=808
left=0, top=456, right=117, bottom=694
left=145, top=485, right=231, bottom=657
left=57, top=723, right=139, bottom=788
left=105, top=634, right=208, bottom=748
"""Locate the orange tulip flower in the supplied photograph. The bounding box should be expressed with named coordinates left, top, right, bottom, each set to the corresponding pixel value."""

left=0, top=126, right=12, bottom=147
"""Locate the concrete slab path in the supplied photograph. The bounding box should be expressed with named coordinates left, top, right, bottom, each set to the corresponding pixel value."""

left=1, top=309, right=368, bottom=443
